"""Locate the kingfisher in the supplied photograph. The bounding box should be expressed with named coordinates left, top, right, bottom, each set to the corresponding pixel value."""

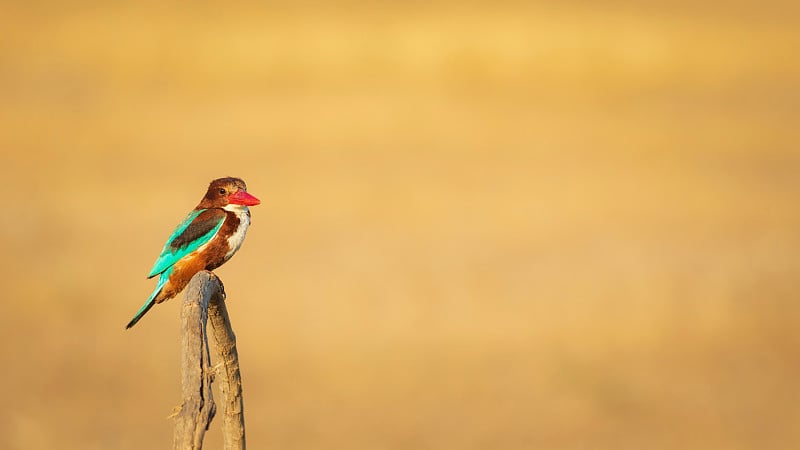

left=126, top=177, right=261, bottom=329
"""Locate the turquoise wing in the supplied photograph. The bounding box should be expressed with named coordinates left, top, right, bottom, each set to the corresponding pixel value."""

left=147, top=209, right=226, bottom=278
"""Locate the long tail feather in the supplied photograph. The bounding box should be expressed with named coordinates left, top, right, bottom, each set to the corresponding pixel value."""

left=126, top=269, right=171, bottom=329
left=125, top=298, right=156, bottom=329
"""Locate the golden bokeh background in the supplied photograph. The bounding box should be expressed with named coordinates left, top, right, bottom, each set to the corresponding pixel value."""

left=1, top=1, right=799, bottom=449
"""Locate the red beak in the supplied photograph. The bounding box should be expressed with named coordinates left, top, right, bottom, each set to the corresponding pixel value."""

left=228, top=190, right=261, bottom=206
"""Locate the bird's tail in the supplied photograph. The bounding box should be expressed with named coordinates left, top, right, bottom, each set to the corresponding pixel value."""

left=126, top=269, right=172, bottom=329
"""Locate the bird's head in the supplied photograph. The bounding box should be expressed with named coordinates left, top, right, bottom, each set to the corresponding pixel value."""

left=199, top=177, right=261, bottom=210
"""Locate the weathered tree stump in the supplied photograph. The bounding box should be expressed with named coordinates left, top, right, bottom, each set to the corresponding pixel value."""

left=173, top=271, right=246, bottom=450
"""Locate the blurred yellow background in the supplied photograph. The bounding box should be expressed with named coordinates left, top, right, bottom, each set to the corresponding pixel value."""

left=1, top=1, right=799, bottom=449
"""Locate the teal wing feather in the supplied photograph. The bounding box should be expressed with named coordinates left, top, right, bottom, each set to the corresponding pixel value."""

left=147, top=209, right=225, bottom=278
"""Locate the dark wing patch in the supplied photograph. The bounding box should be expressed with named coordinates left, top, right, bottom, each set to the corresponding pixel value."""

left=169, top=209, right=227, bottom=251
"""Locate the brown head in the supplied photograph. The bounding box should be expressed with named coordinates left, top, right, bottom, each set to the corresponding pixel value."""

left=197, top=177, right=261, bottom=209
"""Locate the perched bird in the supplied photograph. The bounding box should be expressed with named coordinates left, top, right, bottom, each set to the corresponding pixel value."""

left=126, top=177, right=261, bottom=329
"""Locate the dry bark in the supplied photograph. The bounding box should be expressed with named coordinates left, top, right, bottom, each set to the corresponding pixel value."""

left=172, top=271, right=246, bottom=450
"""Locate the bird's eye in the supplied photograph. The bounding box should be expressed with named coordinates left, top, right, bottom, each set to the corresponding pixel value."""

left=218, top=188, right=226, bottom=195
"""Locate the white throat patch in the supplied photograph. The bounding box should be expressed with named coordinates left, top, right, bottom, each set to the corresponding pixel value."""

left=223, top=205, right=250, bottom=260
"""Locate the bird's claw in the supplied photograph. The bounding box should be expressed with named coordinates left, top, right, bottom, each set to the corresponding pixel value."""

left=206, top=271, right=227, bottom=300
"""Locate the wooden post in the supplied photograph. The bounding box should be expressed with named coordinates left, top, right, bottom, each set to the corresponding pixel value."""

left=208, top=282, right=247, bottom=449
left=173, top=271, right=246, bottom=450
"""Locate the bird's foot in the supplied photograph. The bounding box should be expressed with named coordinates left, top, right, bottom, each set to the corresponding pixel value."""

left=206, top=271, right=226, bottom=300
left=218, top=279, right=226, bottom=300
